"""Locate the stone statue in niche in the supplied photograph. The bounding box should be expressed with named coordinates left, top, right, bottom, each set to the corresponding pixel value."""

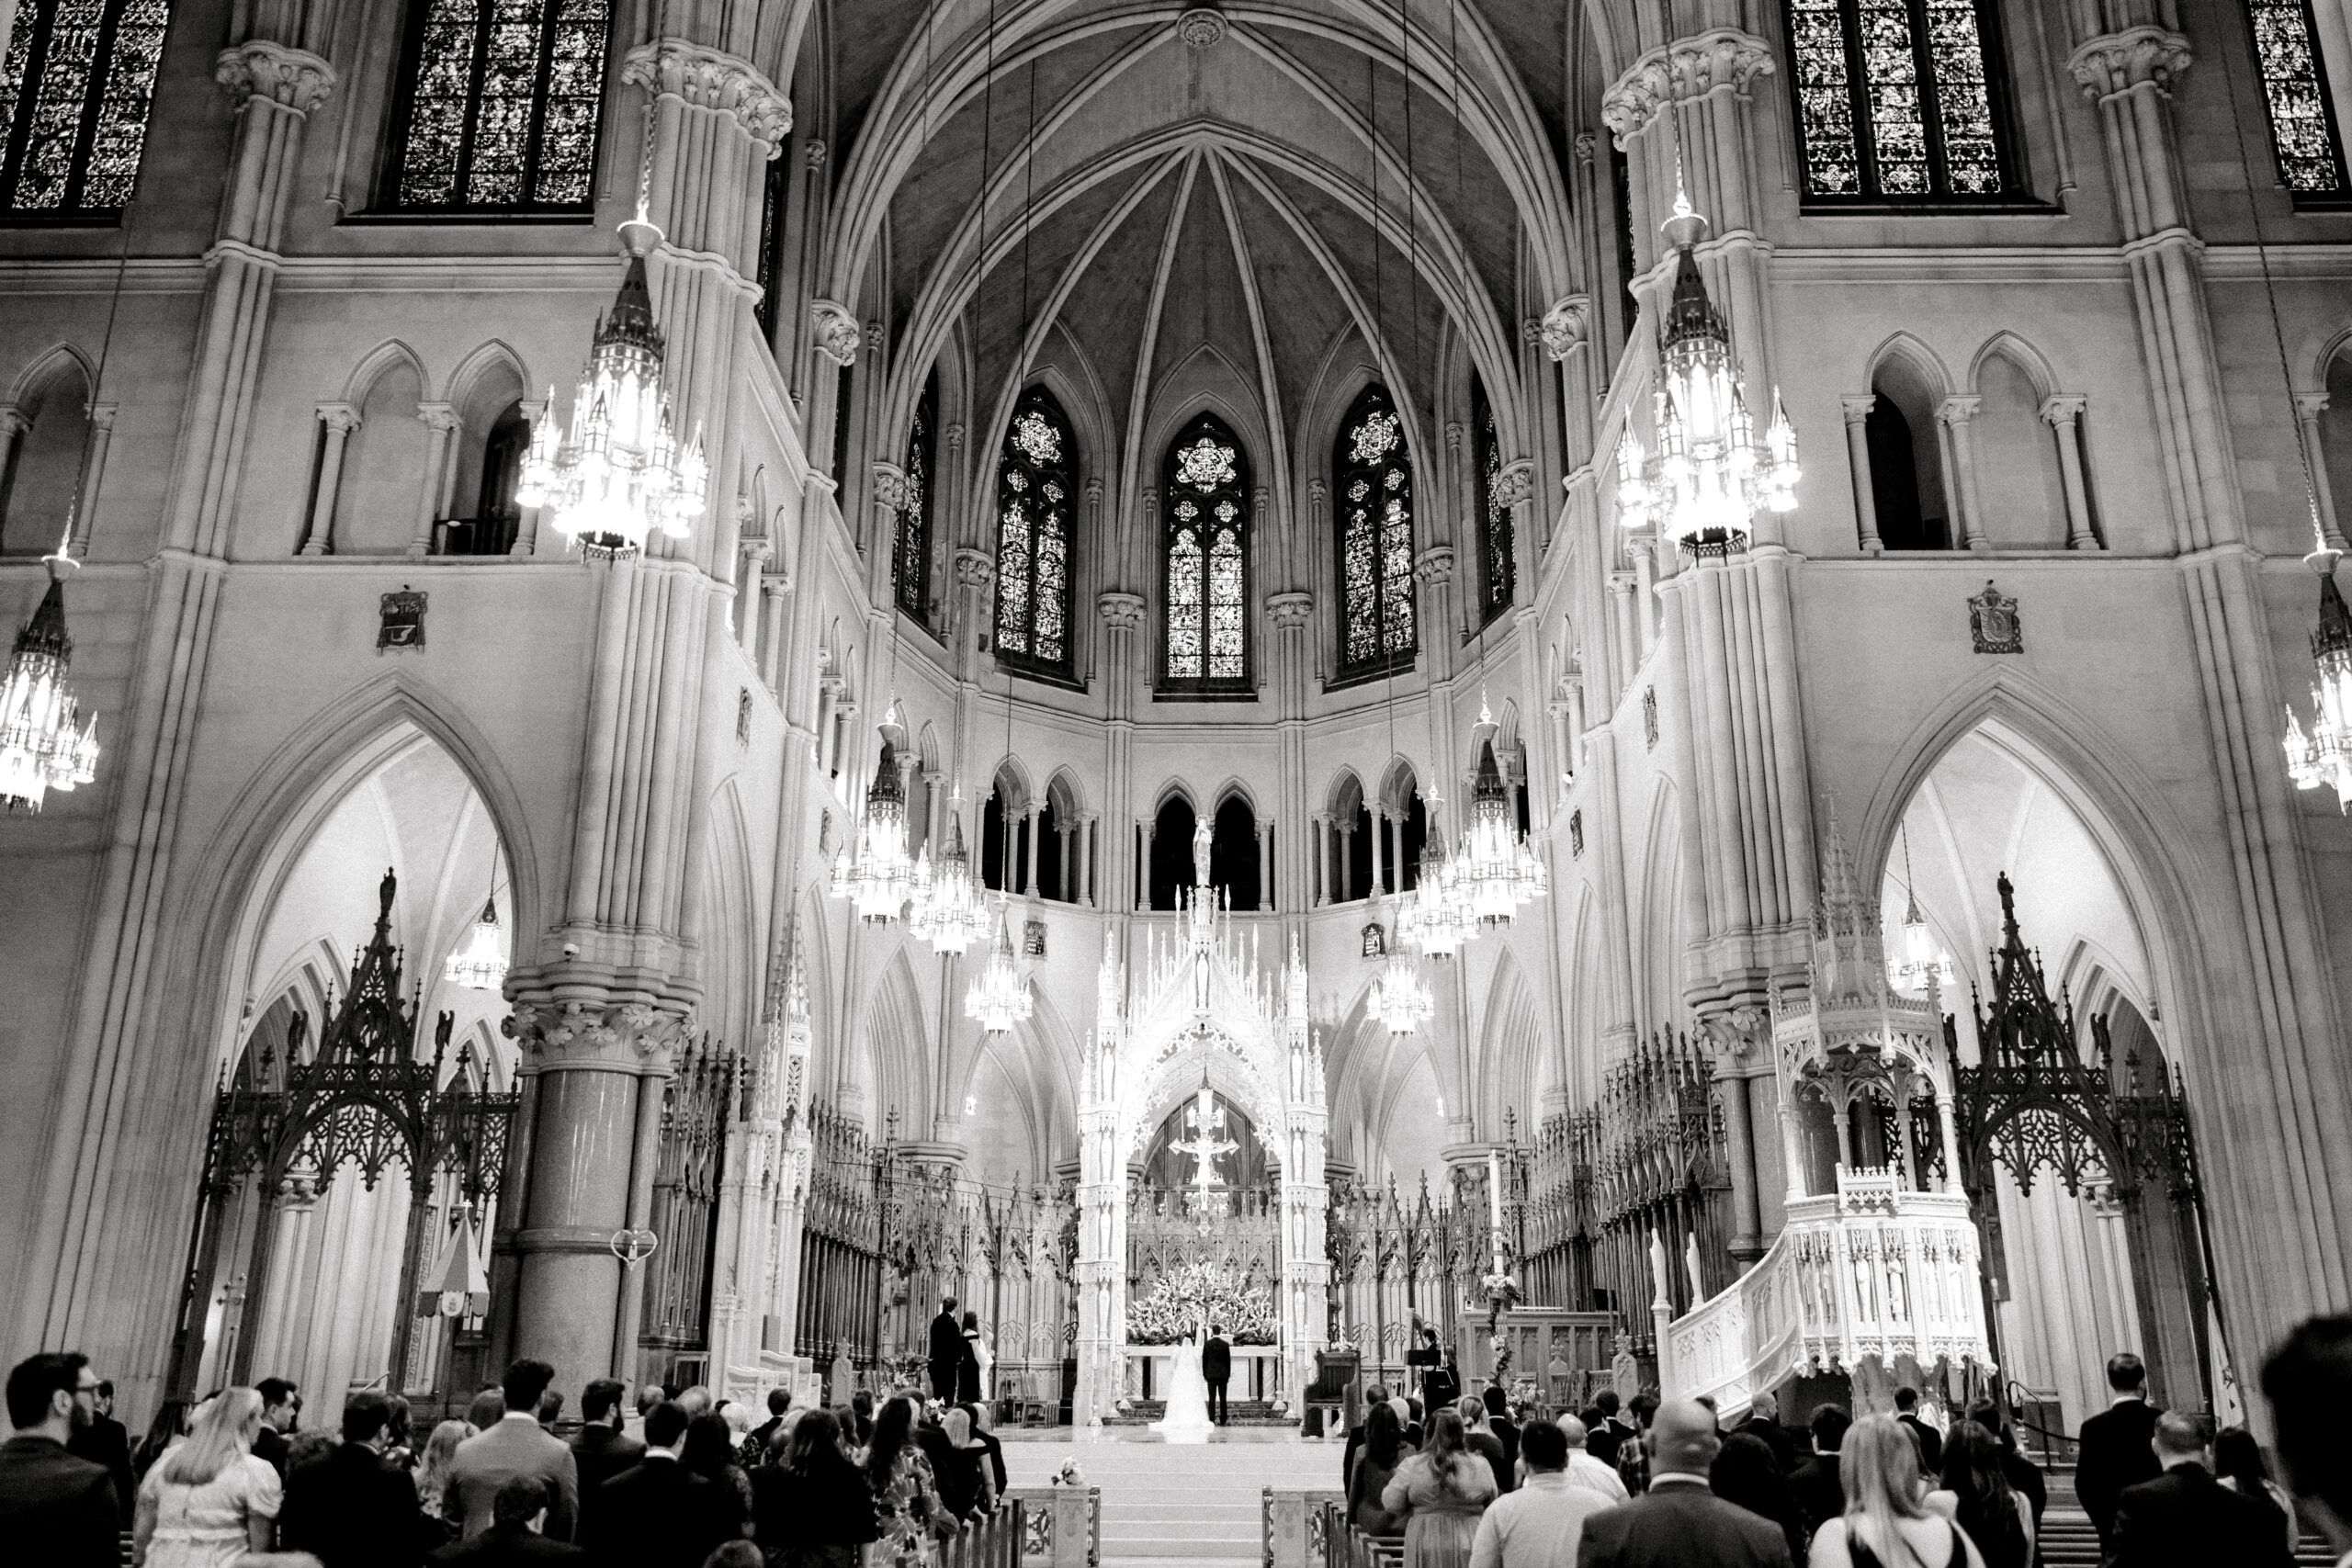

left=377, top=587, right=425, bottom=652
left=1192, top=814, right=1214, bottom=886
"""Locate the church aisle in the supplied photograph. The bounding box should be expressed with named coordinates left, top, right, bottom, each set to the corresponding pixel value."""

left=1003, top=1431, right=1340, bottom=1566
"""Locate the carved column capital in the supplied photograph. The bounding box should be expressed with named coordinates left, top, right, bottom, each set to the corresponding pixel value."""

left=741, top=537, right=774, bottom=567
left=2068, top=28, right=2192, bottom=99
left=1601, top=29, right=1774, bottom=146
left=870, top=461, right=909, bottom=512
left=943, top=422, right=965, bottom=453
left=1494, top=459, right=1537, bottom=508
left=810, top=300, right=862, bottom=366
left=1444, top=422, right=1465, bottom=453
left=1097, top=591, right=1147, bottom=629
left=1839, top=393, right=1878, bottom=426
left=2039, top=394, right=2088, bottom=428
left=621, top=39, right=792, bottom=154
left=214, top=40, right=337, bottom=113
left=316, top=401, right=362, bottom=435
left=415, top=401, right=459, bottom=434
left=954, top=547, right=997, bottom=589
left=1266, top=591, right=1315, bottom=628
left=1934, top=395, right=1982, bottom=428
left=1415, top=546, right=1456, bottom=586
left=1539, top=295, right=1591, bottom=361
left=506, top=998, right=695, bottom=1073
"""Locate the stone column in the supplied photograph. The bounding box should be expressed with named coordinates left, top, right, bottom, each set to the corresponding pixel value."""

left=813, top=678, right=840, bottom=781
left=1256, top=819, right=1273, bottom=911
left=506, top=1000, right=694, bottom=1394
left=1842, top=396, right=1882, bottom=554
left=2038, top=396, right=2098, bottom=551
left=1078, top=812, right=1096, bottom=907
left=1023, top=804, right=1043, bottom=896
left=68, top=404, right=115, bottom=557
left=408, top=403, right=458, bottom=558
left=1057, top=819, right=1074, bottom=902
left=1367, top=806, right=1386, bottom=897
left=737, top=539, right=770, bottom=660
left=1312, top=813, right=1330, bottom=907
left=0, top=410, right=27, bottom=504
left=1608, top=571, right=1638, bottom=678
left=1335, top=821, right=1355, bottom=903
left=921, top=767, right=944, bottom=857
left=760, top=577, right=789, bottom=689
left=511, top=396, right=546, bottom=557
left=1936, top=396, right=1986, bottom=550
left=2294, top=392, right=2347, bottom=551
left=1136, top=818, right=1154, bottom=910
left=1629, top=538, right=1657, bottom=659
left=300, top=404, right=359, bottom=556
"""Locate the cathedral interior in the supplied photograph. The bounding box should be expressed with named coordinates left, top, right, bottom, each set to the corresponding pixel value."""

left=4, top=0, right=2352, bottom=1444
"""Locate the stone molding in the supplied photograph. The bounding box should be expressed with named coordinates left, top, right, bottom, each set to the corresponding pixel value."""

left=1495, top=458, right=1537, bottom=508
left=870, top=461, right=909, bottom=511
left=1414, top=545, right=1456, bottom=586
left=1539, top=295, right=1591, bottom=361
left=1178, top=7, right=1227, bottom=47
left=1266, top=591, right=1315, bottom=628
left=621, top=39, right=793, bottom=153
left=1600, top=29, right=1773, bottom=146
left=214, top=40, right=337, bottom=113
left=2067, top=28, right=2192, bottom=99
left=507, top=998, right=695, bottom=1072
left=955, top=547, right=997, bottom=588
left=810, top=300, right=861, bottom=366
left=1097, top=591, right=1147, bottom=629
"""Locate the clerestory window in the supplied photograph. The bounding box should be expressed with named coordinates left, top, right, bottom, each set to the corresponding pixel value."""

left=1160, top=412, right=1251, bottom=696
left=0, top=0, right=169, bottom=219
left=1784, top=0, right=2019, bottom=204
left=382, top=0, right=611, bottom=213
left=993, top=386, right=1075, bottom=678
left=1334, top=385, right=1417, bottom=678
left=2246, top=0, right=2349, bottom=203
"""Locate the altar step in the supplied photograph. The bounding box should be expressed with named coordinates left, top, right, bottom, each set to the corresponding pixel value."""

left=1102, top=1399, right=1294, bottom=1427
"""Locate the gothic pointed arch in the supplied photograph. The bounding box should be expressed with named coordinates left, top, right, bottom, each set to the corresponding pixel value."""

left=1159, top=411, right=1252, bottom=697
left=1334, top=384, right=1417, bottom=679
left=992, top=385, right=1078, bottom=681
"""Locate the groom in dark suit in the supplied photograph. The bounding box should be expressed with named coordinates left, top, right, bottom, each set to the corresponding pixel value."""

left=928, top=1296, right=966, bottom=1402
left=1202, top=1325, right=1232, bottom=1426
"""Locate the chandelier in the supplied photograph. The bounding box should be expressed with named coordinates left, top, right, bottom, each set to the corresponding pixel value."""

left=1886, top=888, right=1955, bottom=995
left=964, top=901, right=1033, bottom=1033
left=2284, top=543, right=2352, bottom=811
left=1368, top=948, right=1435, bottom=1033
left=1614, top=186, right=1798, bottom=557
left=0, top=545, right=99, bottom=812
left=516, top=231, right=707, bottom=560
left=831, top=736, right=917, bottom=922
left=1396, top=833, right=1476, bottom=958
left=910, top=800, right=992, bottom=954
left=1450, top=740, right=1546, bottom=926
left=444, top=893, right=508, bottom=992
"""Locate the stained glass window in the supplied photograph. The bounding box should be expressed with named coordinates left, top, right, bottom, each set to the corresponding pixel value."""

left=1162, top=412, right=1250, bottom=693
left=2248, top=0, right=2347, bottom=198
left=993, top=386, right=1075, bottom=675
left=1334, top=385, right=1417, bottom=675
left=1785, top=0, right=2015, bottom=202
left=1474, top=379, right=1514, bottom=624
left=0, top=0, right=169, bottom=217
left=896, top=375, right=935, bottom=624
left=384, top=0, right=610, bottom=212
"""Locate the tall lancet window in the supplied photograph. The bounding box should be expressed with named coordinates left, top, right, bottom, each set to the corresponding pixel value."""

left=0, top=0, right=170, bottom=216
left=2247, top=0, right=2347, bottom=199
left=897, top=374, right=936, bottom=625
left=1474, top=378, right=1513, bottom=624
left=993, top=386, right=1075, bottom=678
left=1335, top=386, right=1416, bottom=676
left=383, top=0, right=611, bottom=211
left=1161, top=412, right=1251, bottom=695
left=1785, top=0, right=2017, bottom=202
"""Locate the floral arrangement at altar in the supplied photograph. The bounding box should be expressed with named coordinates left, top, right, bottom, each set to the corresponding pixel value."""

left=1125, top=1260, right=1278, bottom=1344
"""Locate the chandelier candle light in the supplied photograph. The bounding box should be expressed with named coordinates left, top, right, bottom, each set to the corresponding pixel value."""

left=1616, top=182, right=1798, bottom=557
left=517, top=220, right=708, bottom=560
left=910, top=792, right=994, bottom=953
left=0, top=536, right=100, bottom=812
left=444, top=891, right=509, bottom=992
left=2284, top=529, right=2352, bottom=811
left=965, top=899, right=1033, bottom=1034
left=1450, top=736, right=1547, bottom=926
left=832, top=734, right=919, bottom=922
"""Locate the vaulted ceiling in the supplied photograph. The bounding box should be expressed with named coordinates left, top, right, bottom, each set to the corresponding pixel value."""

left=810, top=0, right=1586, bottom=491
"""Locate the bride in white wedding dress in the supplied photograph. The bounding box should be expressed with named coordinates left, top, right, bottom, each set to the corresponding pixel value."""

left=1151, top=1321, right=1215, bottom=1441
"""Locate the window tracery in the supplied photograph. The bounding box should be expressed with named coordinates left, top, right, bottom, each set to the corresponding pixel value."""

left=2248, top=0, right=2347, bottom=198
left=1786, top=0, right=2014, bottom=202
left=1162, top=412, right=1250, bottom=694
left=1335, top=386, right=1416, bottom=675
left=993, top=387, right=1074, bottom=676
left=0, top=0, right=169, bottom=217
left=384, top=0, right=610, bottom=212
left=1474, top=380, right=1512, bottom=624
left=897, top=377, right=935, bottom=624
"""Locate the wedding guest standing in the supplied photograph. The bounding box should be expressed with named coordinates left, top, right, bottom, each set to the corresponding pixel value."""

left=1575, top=1400, right=1791, bottom=1568
left=1803, top=1415, right=1980, bottom=1568
left=752, top=1411, right=876, bottom=1568
left=132, top=1387, right=284, bottom=1568
left=1382, top=1409, right=1499, bottom=1568
left=0, top=1352, right=119, bottom=1568
left=928, top=1298, right=966, bottom=1403
left=1348, top=1404, right=1408, bottom=1534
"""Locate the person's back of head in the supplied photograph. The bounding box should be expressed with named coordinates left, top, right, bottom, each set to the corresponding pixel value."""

left=2152, top=1410, right=2209, bottom=1467
left=681, top=1413, right=734, bottom=1477
left=1593, top=1389, right=1621, bottom=1418
left=492, top=1473, right=548, bottom=1531
left=941, top=1295, right=957, bottom=1314
left=466, top=1388, right=505, bottom=1430
left=766, top=1387, right=791, bottom=1417
left=1939, top=1421, right=2013, bottom=1515
left=1646, top=1400, right=1722, bottom=1480
left=1422, top=1408, right=1472, bottom=1493
left=1361, top=1401, right=1402, bottom=1468
left=340, top=1391, right=394, bottom=1445
left=6, top=1350, right=89, bottom=1435
left=1519, top=1419, right=1568, bottom=1473
left=419, top=1419, right=471, bottom=1494
left=643, top=1400, right=691, bottom=1452
left=1456, top=1394, right=1487, bottom=1428
left=1709, top=1431, right=1785, bottom=1514
left=1894, top=1386, right=1919, bottom=1413
left=637, top=1383, right=663, bottom=1417
left=2264, top=1317, right=2352, bottom=1550
left=2106, top=1352, right=2148, bottom=1394
left=1840, top=1416, right=1928, bottom=1562
left=1365, top=1383, right=1389, bottom=1406
left=1964, top=1400, right=2009, bottom=1447
left=1628, top=1392, right=1660, bottom=1430
left=164, top=1386, right=264, bottom=1487
left=786, top=1409, right=849, bottom=1477
left=502, top=1358, right=557, bottom=1419
left=581, top=1378, right=626, bottom=1427
left=1811, top=1403, right=1852, bottom=1455
left=1482, top=1385, right=1509, bottom=1419
left=1749, top=1391, right=1778, bottom=1424
left=2213, top=1427, right=2272, bottom=1492
left=678, top=1384, right=714, bottom=1418
left=536, top=1390, right=564, bottom=1428
left=1555, top=1414, right=1589, bottom=1450
left=705, top=1542, right=763, bottom=1568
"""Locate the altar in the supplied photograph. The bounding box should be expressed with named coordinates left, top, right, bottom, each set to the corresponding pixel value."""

left=1122, top=1343, right=1284, bottom=1402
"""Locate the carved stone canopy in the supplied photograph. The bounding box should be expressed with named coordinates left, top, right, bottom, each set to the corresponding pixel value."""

left=621, top=39, right=793, bottom=153
left=1600, top=29, right=1775, bottom=147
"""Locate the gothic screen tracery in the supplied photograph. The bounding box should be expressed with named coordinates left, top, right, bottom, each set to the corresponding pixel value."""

left=0, top=0, right=169, bottom=216
left=384, top=0, right=611, bottom=212
left=1474, top=379, right=1513, bottom=624
left=897, top=375, right=936, bottom=625
left=1335, top=386, right=1417, bottom=675
left=1161, top=412, right=1250, bottom=694
left=2247, top=0, right=2348, bottom=198
left=993, top=387, right=1075, bottom=676
left=1785, top=0, right=2015, bottom=201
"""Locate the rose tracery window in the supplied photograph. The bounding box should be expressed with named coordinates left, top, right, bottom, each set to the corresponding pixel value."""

left=2247, top=0, right=2348, bottom=201
left=1162, top=412, right=1250, bottom=695
left=1785, top=0, right=2018, bottom=203
left=993, top=387, right=1075, bottom=677
left=1335, top=386, right=1417, bottom=676
left=383, top=0, right=611, bottom=212
left=896, top=375, right=935, bottom=625
left=0, top=0, right=170, bottom=218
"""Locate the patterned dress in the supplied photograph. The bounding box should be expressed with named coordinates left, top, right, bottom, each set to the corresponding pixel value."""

left=870, top=1446, right=946, bottom=1568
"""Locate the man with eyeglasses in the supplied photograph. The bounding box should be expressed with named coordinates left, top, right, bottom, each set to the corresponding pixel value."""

left=0, top=1350, right=122, bottom=1567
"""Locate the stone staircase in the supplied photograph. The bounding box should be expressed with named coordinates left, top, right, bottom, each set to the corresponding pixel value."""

left=1004, top=1437, right=1340, bottom=1568
left=2035, top=1507, right=2338, bottom=1567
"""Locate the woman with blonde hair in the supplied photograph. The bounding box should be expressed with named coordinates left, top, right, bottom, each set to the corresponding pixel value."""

left=412, top=1418, right=475, bottom=1541
left=131, top=1387, right=283, bottom=1567
left=1808, top=1414, right=1986, bottom=1568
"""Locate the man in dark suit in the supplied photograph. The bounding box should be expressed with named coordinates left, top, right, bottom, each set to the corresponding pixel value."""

left=2075, top=1351, right=2164, bottom=1551
left=1893, top=1386, right=1943, bottom=1474
left=431, top=1475, right=587, bottom=1564
left=568, top=1379, right=644, bottom=1540
left=2108, top=1411, right=2291, bottom=1568
left=1574, top=1398, right=1793, bottom=1568
left=745, top=1387, right=791, bottom=1461
left=1731, top=1392, right=1793, bottom=1474
left=0, top=1351, right=119, bottom=1568
left=929, top=1295, right=966, bottom=1402
left=594, top=1402, right=734, bottom=1568
left=254, top=1376, right=301, bottom=1476
left=2262, top=1314, right=2352, bottom=1562
left=1580, top=1390, right=1634, bottom=1470
left=281, top=1390, right=436, bottom=1568
left=1203, top=1325, right=1233, bottom=1425
left=64, top=1377, right=132, bottom=1516
left=1787, top=1404, right=1849, bottom=1539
